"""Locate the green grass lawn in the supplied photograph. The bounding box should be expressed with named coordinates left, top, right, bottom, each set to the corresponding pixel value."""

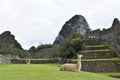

left=97, top=72, right=120, bottom=79
left=80, top=49, right=114, bottom=53
left=97, top=72, right=120, bottom=76
left=0, top=64, right=119, bottom=80
left=85, top=45, right=108, bottom=48
left=71, top=57, right=120, bottom=61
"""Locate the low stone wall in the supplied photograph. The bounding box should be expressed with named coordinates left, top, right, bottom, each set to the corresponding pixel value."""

left=0, top=55, right=11, bottom=64
left=11, top=59, right=56, bottom=64
left=81, top=60, right=120, bottom=72
left=81, top=52, right=116, bottom=59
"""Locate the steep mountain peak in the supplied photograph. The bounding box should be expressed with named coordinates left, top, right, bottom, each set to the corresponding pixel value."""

left=0, top=31, right=23, bottom=50
left=111, top=18, right=120, bottom=28
left=0, top=31, right=15, bottom=39
left=2, top=31, right=11, bottom=35
left=69, top=15, right=84, bottom=21
left=0, top=31, right=26, bottom=58
left=53, top=15, right=90, bottom=46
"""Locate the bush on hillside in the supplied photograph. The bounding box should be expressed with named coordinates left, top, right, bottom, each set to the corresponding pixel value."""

left=59, top=38, right=83, bottom=58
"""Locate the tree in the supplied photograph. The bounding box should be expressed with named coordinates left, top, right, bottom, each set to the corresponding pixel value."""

left=59, top=37, right=83, bottom=58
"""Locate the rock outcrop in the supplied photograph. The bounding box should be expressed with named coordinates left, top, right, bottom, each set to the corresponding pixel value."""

left=53, top=15, right=90, bottom=46
left=0, top=31, right=24, bottom=58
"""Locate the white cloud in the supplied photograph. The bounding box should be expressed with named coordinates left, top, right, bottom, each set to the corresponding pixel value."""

left=0, top=0, right=120, bottom=49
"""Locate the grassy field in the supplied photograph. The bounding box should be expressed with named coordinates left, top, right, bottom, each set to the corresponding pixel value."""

left=97, top=72, right=120, bottom=76
left=20, top=58, right=53, bottom=60
left=0, top=64, right=119, bottom=80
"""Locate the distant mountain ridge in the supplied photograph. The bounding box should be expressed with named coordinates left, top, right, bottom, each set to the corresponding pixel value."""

left=0, top=15, right=120, bottom=58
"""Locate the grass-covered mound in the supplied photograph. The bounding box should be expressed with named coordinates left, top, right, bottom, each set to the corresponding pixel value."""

left=0, top=64, right=119, bottom=80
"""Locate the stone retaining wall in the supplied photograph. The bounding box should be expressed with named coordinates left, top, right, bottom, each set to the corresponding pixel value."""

left=11, top=59, right=56, bottom=64
left=81, top=60, right=120, bottom=72
left=81, top=52, right=117, bottom=59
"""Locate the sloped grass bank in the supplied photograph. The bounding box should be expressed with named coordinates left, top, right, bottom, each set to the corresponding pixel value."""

left=0, top=64, right=119, bottom=80
left=72, top=58, right=120, bottom=61
left=97, top=72, right=120, bottom=79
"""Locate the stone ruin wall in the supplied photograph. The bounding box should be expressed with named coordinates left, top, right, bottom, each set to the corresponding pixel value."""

left=81, top=60, right=120, bottom=72
left=0, top=55, right=11, bottom=64
left=87, top=25, right=120, bottom=57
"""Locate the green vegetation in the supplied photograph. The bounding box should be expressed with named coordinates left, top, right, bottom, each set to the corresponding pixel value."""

left=0, top=31, right=26, bottom=58
left=28, top=44, right=52, bottom=52
left=59, top=39, right=82, bottom=58
left=84, top=45, right=109, bottom=50
left=97, top=72, right=120, bottom=79
left=85, top=45, right=108, bottom=48
left=21, top=58, right=52, bottom=60
left=97, top=72, right=120, bottom=76
left=58, top=31, right=117, bottom=59
left=0, top=64, right=119, bottom=80
left=37, top=44, right=52, bottom=50
left=81, top=42, right=116, bottom=53
left=72, top=58, right=120, bottom=61
left=59, top=33, right=83, bottom=58
left=117, top=37, right=120, bottom=45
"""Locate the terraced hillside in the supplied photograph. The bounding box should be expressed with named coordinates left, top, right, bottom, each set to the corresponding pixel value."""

left=80, top=39, right=117, bottom=59
left=78, top=39, right=120, bottom=72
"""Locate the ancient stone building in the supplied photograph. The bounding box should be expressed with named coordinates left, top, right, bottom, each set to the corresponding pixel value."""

left=87, top=18, right=120, bottom=57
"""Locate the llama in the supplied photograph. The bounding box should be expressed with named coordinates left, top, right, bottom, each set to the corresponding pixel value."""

left=26, top=58, right=31, bottom=64
left=60, top=54, right=83, bottom=72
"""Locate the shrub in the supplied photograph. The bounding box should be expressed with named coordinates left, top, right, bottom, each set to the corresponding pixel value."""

left=59, top=35, right=83, bottom=58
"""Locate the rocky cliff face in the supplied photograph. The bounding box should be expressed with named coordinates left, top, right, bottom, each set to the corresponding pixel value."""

left=53, top=15, right=90, bottom=46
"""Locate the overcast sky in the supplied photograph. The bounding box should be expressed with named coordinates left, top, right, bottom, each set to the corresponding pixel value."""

left=0, top=0, right=120, bottom=49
